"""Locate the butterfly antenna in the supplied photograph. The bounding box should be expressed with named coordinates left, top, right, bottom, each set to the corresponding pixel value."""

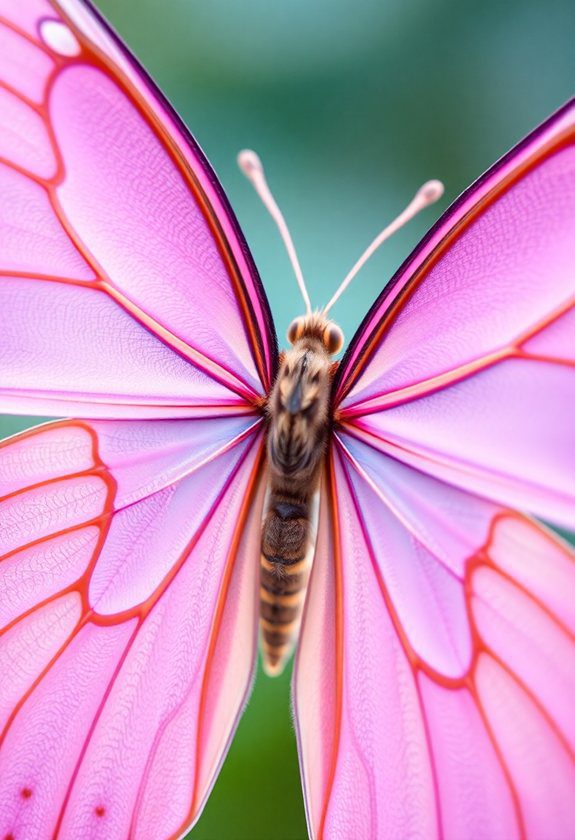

left=323, top=179, right=444, bottom=314
left=238, top=150, right=312, bottom=315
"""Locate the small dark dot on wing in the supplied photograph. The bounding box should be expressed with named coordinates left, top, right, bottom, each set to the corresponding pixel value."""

left=20, top=788, right=32, bottom=800
left=95, top=805, right=106, bottom=818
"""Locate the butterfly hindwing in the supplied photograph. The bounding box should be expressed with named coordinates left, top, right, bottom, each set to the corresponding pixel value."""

left=0, top=417, right=266, bottom=838
left=296, top=441, right=574, bottom=838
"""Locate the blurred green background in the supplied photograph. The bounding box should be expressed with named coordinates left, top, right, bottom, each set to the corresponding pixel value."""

left=2, top=0, right=573, bottom=837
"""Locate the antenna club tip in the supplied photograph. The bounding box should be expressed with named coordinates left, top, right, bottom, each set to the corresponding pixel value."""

left=237, top=149, right=263, bottom=177
left=418, top=179, right=444, bottom=204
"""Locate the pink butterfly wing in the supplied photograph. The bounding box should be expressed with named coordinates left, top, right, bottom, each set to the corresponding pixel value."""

left=0, top=1, right=276, bottom=836
left=0, top=0, right=276, bottom=419
left=296, top=101, right=575, bottom=839
left=0, top=418, right=267, bottom=838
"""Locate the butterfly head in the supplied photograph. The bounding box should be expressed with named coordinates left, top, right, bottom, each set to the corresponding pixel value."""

left=287, top=313, right=344, bottom=356
left=276, top=314, right=342, bottom=423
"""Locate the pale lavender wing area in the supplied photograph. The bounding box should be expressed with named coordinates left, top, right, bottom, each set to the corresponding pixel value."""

left=0, top=0, right=276, bottom=418
left=335, top=100, right=575, bottom=530
left=0, top=416, right=266, bottom=839
left=295, top=439, right=575, bottom=839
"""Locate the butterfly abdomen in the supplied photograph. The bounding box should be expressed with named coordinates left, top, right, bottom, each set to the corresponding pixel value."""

left=260, top=494, right=313, bottom=674
left=261, top=318, right=337, bottom=675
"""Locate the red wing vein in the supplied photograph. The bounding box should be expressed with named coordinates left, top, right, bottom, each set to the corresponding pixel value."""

left=338, top=450, right=461, bottom=685
left=469, top=673, right=526, bottom=838
left=478, top=552, right=575, bottom=643
left=0, top=79, right=43, bottom=113
left=414, top=676, right=443, bottom=840
left=482, top=647, right=574, bottom=761
left=0, top=612, right=85, bottom=744
left=343, top=297, right=575, bottom=416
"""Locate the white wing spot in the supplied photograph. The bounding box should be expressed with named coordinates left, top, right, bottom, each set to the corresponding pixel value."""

left=40, top=19, right=81, bottom=57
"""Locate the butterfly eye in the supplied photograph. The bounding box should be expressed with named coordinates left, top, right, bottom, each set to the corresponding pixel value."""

left=322, top=322, right=344, bottom=355
left=287, top=317, right=305, bottom=345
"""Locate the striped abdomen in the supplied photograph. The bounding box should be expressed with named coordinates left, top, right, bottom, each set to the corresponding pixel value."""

left=260, top=494, right=312, bottom=675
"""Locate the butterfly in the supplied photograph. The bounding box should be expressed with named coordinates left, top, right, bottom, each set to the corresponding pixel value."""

left=0, top=0, right=574, bottom=838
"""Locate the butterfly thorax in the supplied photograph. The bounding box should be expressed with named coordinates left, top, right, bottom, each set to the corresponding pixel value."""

left=260, top=314, right=342, bottom=674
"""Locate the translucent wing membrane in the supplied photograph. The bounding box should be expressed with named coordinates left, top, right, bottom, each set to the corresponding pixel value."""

left=296, top=102, right=575, bottom=839
left=296, top=442, right=575, bottom=839
left=0, top=418, right=266, bottom=838
left=0, top=0, right=276, bottom=419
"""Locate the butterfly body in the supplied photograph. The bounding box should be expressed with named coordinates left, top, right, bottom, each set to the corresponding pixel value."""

left=261, top=314, right=341, bottom=674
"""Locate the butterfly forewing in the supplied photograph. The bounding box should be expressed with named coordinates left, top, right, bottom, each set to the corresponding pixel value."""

left=335, top=99, right=575, bottom=411
left=0, top=0, right=276, bottom=419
